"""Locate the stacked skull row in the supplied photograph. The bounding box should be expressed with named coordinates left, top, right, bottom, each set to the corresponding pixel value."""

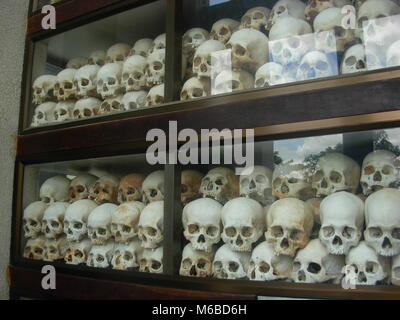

left=30, top=34, right=167, bottom=127
left=180, top=150, right=400, bottom=285
left=23, top=171, right=165, bottom=271
left=180, top=0, right=400, bottom=101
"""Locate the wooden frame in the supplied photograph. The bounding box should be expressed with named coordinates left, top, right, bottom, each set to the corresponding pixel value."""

left=11, top=0, right=400, bottom=300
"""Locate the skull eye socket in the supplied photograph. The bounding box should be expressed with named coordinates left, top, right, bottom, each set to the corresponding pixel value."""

left=329, top=171, right=342, bottom=183
left=225, top=227, right=237, bottom=237
left=288, top=177, right=298, bottom=184
left=290, top=229, right=301, bottom=240
left=122, top=73, right=129, bottom=81
left=74, top=222, right=83, bottom=229
left=259, top=261, right=270, bottom=273
left=307, top=263, right=321, bottom=274
left=215, top=178, right=224, bottom=186
left=97, top=228, right=107, bottom=236
left=364, top=165, right=375, bottom=175
left=255, top=175, right=266, bottom=184
left=392, top=228, right=400, bottom=240
left=365, top=261, right=379, bottom=274
left=76, top=185, right=85, bottom=193
left=358, top=16, right=368, bottom=28
left=345, top=56, right=357, bottom=66
left=316, top=60, right=328, bottom=71
left=253, top=12, right=264, bottom=20
left=145, top=227, right=157, bottom=237
left=288, top=37, right=300, bottom=49
left=206, top=226, right=219, bottom=237
left=292, top=261, right=301, bottom=272
left=111, top=223, right=118, bottom=231
left=197, top=259, right=208, bottom=270
left=368, top=227, right=383, bottom=238
left=193, top=57, right=201, bottom=67
left=122, top=225, right=131, bottom=233
left=107, top=78, right=116, bottom=85
left=219, top=27, right=229, bottom=36
left=382, top=165, right=394, bottom=175
left=272, top=42, right=283, bottom=54
left=96, top=255, right=105, bottom=262
left=30, top=220, right=38, bottom=227
left=181, top=184, right=188, bottom=193
left=192, top=88, right=204, bottom=98
left=182, top=258, right=192, bottom=269
left=273, top=178, right=282, bottom=189
left=74, top=250, right=83, bottom=258
left=181, top=90, right=188, bottom=100
left=151, top=260, right=162, bottom=270
left=234, top=45, right=246, bottom=57
left=51, top=221, right=59, bottom=228
left=272, top=226, right=283, bottom=238
left=126, top=187, right=135, bottom=195
left=313, top=170, right=324, bottom=183
left=322, top=226, right=334, bottom=237
left=241, top=226, right=253, bottom=237
left=73, top=110, right=80, bottom=117
left=232, top=80, right=240, bottom=90
left=84, top=109, right=92, bottom=117
left=342, top=227, right=355, bottom=239
left=123, top=252, right=133, bottom=260
left=153, top=61, right=163, bottom=71
left=228, top=261, right=239, bottom=272
left=213, top=261, right=222, bottom=271
left=375, top=15, right=389, bottom=27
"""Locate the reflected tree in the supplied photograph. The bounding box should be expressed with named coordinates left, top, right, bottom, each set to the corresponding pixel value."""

left=304, top=143, right=343, bottom=174
left=374, top=130, right=400, bottom=156
left=273, top=151, right=283, bottom=165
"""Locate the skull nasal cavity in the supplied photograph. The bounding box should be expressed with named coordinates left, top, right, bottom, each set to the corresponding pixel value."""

left=198, top=234, right=205, bottom=243
left=333, top=235, right=343, bottom=246
left=383, top=237, right=392, bottom=249
left=373, top=171, right=382, bottom=181
left=281, top=238, right=289, bottom=249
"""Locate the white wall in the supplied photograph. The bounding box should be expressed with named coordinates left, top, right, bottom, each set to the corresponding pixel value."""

left=0, top=0, right=29, bottom=300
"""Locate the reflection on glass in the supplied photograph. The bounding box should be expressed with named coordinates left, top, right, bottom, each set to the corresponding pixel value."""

left=21, top=155, right=165, bottom=274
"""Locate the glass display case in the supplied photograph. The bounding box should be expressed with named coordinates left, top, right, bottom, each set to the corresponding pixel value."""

left=11, top=0, right=400, bottom=300
left=27, top=0, right=166, bottom=129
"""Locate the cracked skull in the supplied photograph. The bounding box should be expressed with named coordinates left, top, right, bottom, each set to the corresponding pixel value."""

left=111, top=239, right=143, bottom=270
left=111, top=201, right=145, bottom=243
left=139, top=246, right=163, bottom=273
left=86, top=239, right=115, bottom=268
left=64, top=238, right=92, bottom=265
left=212, top=244, right=251, bottom=280
left=69, top=173, right=98, bottom=203
left=180, top=243, right=216, bottom=278
left=200, top=167, right=239, bottom=204
left=88, top=174, right=120, bottom=205
left=117, top=173, right=146, bottom=204
left=73, top=97, right=101, bottom=119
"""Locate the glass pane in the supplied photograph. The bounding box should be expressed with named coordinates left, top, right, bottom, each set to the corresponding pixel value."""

left=180, top=0, right=400, bottom=102
left=29, top=0, right=166, bottom=129
left=21, top=154, right=165, bottom=275
left=178, top=127, right=400, bottom=287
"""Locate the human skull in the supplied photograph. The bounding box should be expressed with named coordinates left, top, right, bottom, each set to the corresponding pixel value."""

left=149, top=33, right=166, bottom=54
left=180, top=243, right=216, bottom=277
left=54, top=69, right=77, bottom=101
left=269, top=17, right=314, bottom=66
left=346, top=241, right=390, bottom=285
left=146, top=49, right=165, bottom=87
left=182, top=198, right=222, bottom=252
left=255, top=62, right=286, bottom=88
left=122, top=55, right=148, bottom=92
left=296, top=51, right=335, bottom=81
left=53, top=101, right=75, bottom=122
left=121, top=91, right=148, bottom=110
left=319, top=192, right=365, bottom=255
left=23, top=201, right=48, bottom=238
left=43, top=235, right=68, bottom=262
left=212, top=244, right=251, bottom=279
left=96, top=63, right=124, bottom=99
left=357, top=0, right=400, bottom=47
left=111, top=201, right=145, bottom=243
left=221, top=198, right=265, bottom=252
left=106, top=43, right=131, bottom=63
left=32, top=75, right=57, bottom=105
left=272, top=163, right=315, bottom=201
left=64, top=199, right=98, bottom=241
left=99, top=94, right=124, bottom=115
left=200, top=167, right=239, bottom=204
left=117, top=173, right=146, bottom=204
left=88, top=50, right=106, bottom=67
left=314, top=8, right=357, bottom=54
left=68, top=174, right=98, bottom=203
left=305, top=0, right=352, bottom=22
left=387, top=40, right=400, bottom=67
left=240, top=165, right=274, bottom=206
left=391, top=254, right=400, bottom=285
left=267, top=0, right=307, bottom=31
left=72, top=97, right=101, bottom=119
left=40, top=176, right=70, bottom=204
left=74, top=64, right=100, bottom=98
left=42, top=202, right=70, bottom=238
left=213, top=70, right=255, bottom=95
left=64, top=238, right=92, bottom=265
left=181, top=170, right=204, bottom=204
left=139, top=246, right=163, bottom=273
left=266, top=198, right=314, bottom=256
left=312, top=153, right=361, bottom=197
left=145, top=84, right=165, bottom=107
left=360, top=150, right=400, bottom=196
left=240, top=7, right=271, bottom=31
left=87, top=203, right=117, bottom=245
left=88, top=174, right=120, bottom=205
left=31, top=102, right=57, bottom=127
left=291, top=239, right=345, bottom=283
left=210, top=18, right=240, bottom=45
left=192, top=40, right=226, bottom=78
left=138, top=201, right=164, bottom=249
left=112, top=239, right=143, bottom=270
left=142, top=170, right=164, bottom=203
left=86, top=239, right=115, bottom=268
left=130, top=38, right=154, bottom=58
left=340, top=44, right=367, bottom=74
left=183, top=28, right=210, bottom=58
left=180, top=77, right=211, bottom=101
left=364, top=188, right=400, bottom=257
left=23, top=236, right=46, bottom=260
left=66, top=57, right=88, bottom=69
left=248, top=241, right=294, bottom=281
left=226, top=28, right=269, bottom=73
